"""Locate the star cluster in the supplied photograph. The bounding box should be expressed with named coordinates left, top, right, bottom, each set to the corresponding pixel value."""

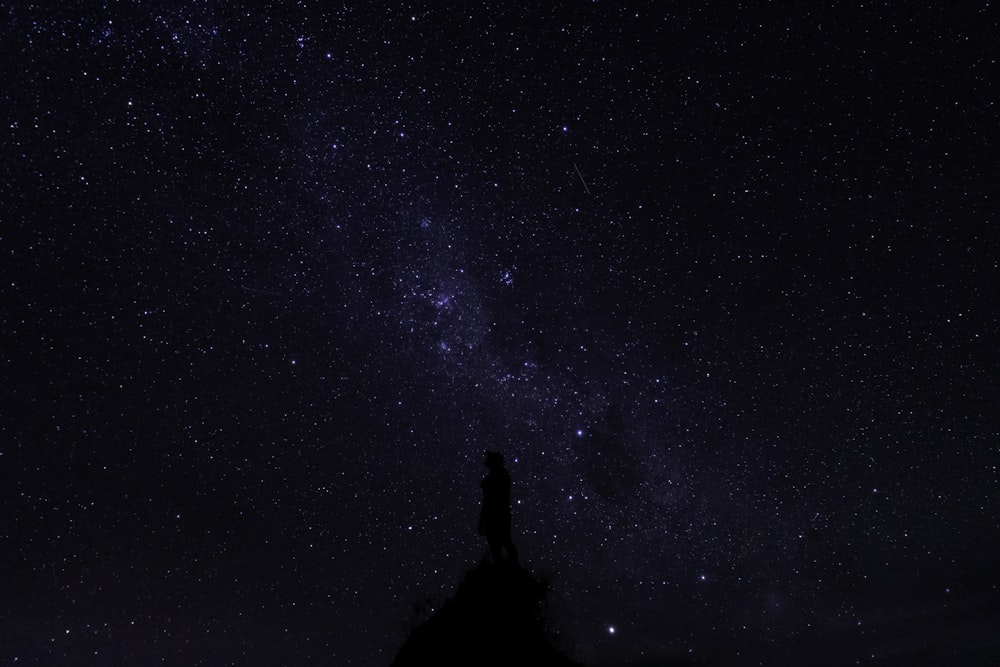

left=3, top=3, right=998, bottom=666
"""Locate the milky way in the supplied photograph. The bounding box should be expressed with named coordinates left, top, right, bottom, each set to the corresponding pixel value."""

left=3, top=3, right=998, bottom=666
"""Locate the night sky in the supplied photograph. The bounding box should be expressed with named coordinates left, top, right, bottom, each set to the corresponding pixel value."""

left=3, top=2, right=999, bottom=665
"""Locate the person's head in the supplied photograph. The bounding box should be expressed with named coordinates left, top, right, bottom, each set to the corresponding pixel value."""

left=484, top=450, right=504, bottom=470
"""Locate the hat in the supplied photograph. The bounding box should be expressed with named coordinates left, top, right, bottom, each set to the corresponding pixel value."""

left=484, top=450, right=504, bottom=468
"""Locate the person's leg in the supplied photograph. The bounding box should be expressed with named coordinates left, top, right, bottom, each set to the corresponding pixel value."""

left=504, top=535, right=519, bottom=564
left=487, top=534, right=502, bottom=564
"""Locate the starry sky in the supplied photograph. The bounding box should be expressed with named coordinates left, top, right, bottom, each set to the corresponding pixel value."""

left=3, top=2, right=999, bottom=665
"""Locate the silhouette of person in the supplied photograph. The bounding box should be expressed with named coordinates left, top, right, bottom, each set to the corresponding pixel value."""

left=478, top=450, right=519, bottom=565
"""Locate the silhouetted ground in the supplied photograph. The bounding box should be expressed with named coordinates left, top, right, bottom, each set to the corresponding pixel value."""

left=391, top=560, right=582, bottom=667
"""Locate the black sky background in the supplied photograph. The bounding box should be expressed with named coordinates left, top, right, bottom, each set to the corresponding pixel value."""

left=2, top=2, right=999, bottom=665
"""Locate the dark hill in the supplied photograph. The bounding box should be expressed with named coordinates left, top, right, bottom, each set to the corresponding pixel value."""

left=391, top=561, right=582, bottom=667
